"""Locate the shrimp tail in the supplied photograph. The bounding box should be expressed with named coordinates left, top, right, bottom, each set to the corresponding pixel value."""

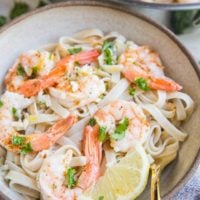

left=3, top=115, right=77, bottom=153
left=78, top=125, right=102, bottom=190
left=150, top=77, right=182, bottom=92
left=18, top=65, right=66, bottom=97
left=30, top=115, right=77, bottom=152
left=56, top=49, right=100, bottom=75
left=73, top=49, right=100, bottom=65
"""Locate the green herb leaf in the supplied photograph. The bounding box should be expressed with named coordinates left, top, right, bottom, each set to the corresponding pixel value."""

left=170, top=11, right=199, bottom=35
left=102, top=41, right=113, bottom=51
left=98, top=126, right=107, bottom=142
left=17, top=64, right=26, bottom=76
left=102, top=41, right=115, bottom=65
left=111, top=117, right=129, bottom=140
left=68, top=47, right=82, bottom=55
left=135, top=77, right=149, bottom=91
left=0, top=16, right=7, bottom=27
left=11, top=107, right=19, bottom=121
left=98, top=196, right=104, bottom=200
left=66, top=167, right=76, bottom=188
left=10, top=2, right=30, bottom=20
left=30, top=66, right=39, bottom=78
left=12, top=136, right=26, bottom=146
left=128, top=88, right=136, bottom=97
left=0, top=100, right=4, bottom=108
left=88, top=118, right=97, bottom=127
left=38, top=0, right=48, bottom=7
left=21, top=143, right=33, bottom=155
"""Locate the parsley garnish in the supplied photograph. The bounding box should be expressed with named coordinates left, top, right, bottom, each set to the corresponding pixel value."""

left=30, top=66, right=39, bottom=78
left=0, top=16, right=7, bottom=27
left=102, top=40, right=115, bottom=65
left=12, top=136, right=26, bottom=146
left=88, top=118, right=97, bottom=127
left=135, top=77, right=149, bottom=91
left=10, top=2, right=30, bottom=20
left=17, top=64, right=26, bottom=76
left=68, top=47, right=82, bottom=55
left=66, top=168, right=76, bottom=188
left=128, top=88, right=136, bottom=97
left=98, top=126, right=107, bottom=142
left=11, top=136, right=32, bottom=154
left=0, top=100, right=3, bottom=108
left=11, top=107, right=19, bottom=120
left=21, top=142, right=33, bottom=155
left=111, top=117, right=129, bottom=140
left=98, top=196, right=104, bottom=200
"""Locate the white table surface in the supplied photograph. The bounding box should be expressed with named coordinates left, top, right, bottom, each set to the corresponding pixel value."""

left=0, top=1, right=199, bottom=199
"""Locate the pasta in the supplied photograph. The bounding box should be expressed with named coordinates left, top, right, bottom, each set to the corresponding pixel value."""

left=0, top=29, right=194, bottom=200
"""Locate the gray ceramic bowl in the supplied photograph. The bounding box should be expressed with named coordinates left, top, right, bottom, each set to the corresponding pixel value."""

left=112, top=0, right=200, bottom=10
left=0, top=1, right=199, bottom=200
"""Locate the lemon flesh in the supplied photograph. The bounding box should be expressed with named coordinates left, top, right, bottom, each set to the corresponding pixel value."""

left=80, top=143, right=150, bottom=200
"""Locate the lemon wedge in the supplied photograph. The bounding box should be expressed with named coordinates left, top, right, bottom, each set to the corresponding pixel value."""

left=79, top=143, right=150, bottom=200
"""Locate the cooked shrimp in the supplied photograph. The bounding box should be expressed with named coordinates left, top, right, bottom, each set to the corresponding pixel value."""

left=49, top=71, right=106, bottom=109
left=38, top=124, right=102, bottom=200
left=94, top=100, right=150, bottom=152
left=6, top=49, right=100, bottom=97
left=119, top=46, right=182, bottom=92
left=5, top=50, right=55, bottom=92
left=0, top=91, right=77, bottom=153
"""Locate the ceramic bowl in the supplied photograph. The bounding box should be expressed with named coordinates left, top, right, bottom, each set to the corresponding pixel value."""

left=112, top=0, right=200, bottom=10
left=0, top=1, right=199, bottom=200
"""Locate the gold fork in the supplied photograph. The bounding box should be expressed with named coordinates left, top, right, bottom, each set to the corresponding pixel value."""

left=151, top=164, right=161, bottom=200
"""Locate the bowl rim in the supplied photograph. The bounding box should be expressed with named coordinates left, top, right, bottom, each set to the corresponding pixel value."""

left=0, top=1, right=199, bottom=199
left=111, top=0, right=200, bottom=10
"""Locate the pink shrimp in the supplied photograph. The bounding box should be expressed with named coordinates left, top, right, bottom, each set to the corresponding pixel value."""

left=6, top=49, right=100, bottom=97
left=38, top=124, right=102, bottom=200
left=77, top=124, right=102, bottom=190
left=1, top=115, right=77, bottom=153
left=120, top=47, right=182, bottom=92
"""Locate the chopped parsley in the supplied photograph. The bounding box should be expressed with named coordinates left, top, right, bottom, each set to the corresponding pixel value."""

left=128, top=88, right=136, bottom=97
left=98, top=126, right=107, bottom=142
left=11, top=136, right=33, bottom=155
left=68, top=47, right=82, bottom=55
left=102, top=40, right=115, bottom=65
left=135, top=77, right=149, bottom=91
left=66, top=167, right=76, bottom=189
left=30, top=66, right=39, bottom=78
left=0, top=100, right=3, bottom=108
left=11, top=107, right=19, bottom=121
left=10, top=2, right=30, bottom=20
left=98, top=196, right=104, bottom=200
left=21, top=142, right=33, bottom=155
left=111, top=117, right=129, bottom=140
left=12, top=136, right=26, bottom=146
left=0, top=16, right=7, bottom=27
left=88, top=118, right=97, bottom=127
left=17, top=64, right=26, bottom=76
